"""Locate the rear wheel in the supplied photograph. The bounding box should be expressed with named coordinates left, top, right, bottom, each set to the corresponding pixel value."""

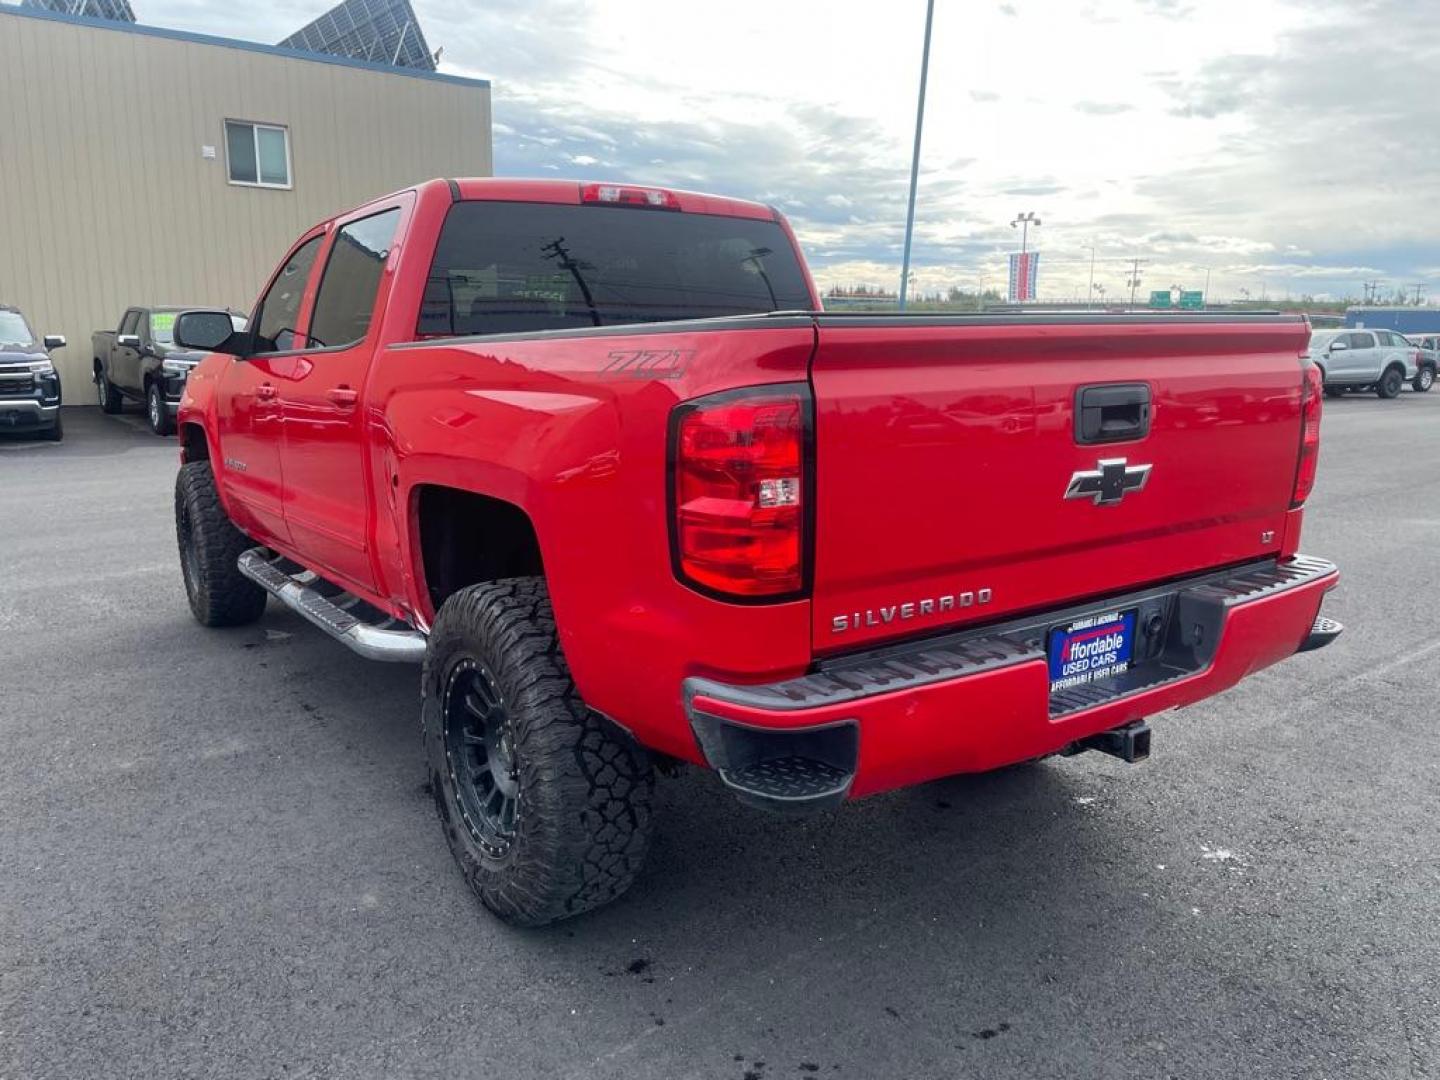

left=96, top=368, right=123, bottom=413
left=174, top=461, right=267, bottom=627
left=147, top=382, right=174, bottom=435
left=1414, top=366, right=1435, bottom=393
left=422, top=578, right=654, bottom=926
left=1377, top=366, right=1404, bottom=399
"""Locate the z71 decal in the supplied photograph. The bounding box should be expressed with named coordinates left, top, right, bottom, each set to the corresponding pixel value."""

left=600, top=349, right=693, bottom=380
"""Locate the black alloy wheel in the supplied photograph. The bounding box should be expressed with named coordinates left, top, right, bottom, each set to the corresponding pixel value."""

left=442, top=659, right=520, bottom=857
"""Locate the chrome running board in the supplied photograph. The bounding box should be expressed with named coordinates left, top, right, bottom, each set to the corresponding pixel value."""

left=237, top=548, right=426, bottom=663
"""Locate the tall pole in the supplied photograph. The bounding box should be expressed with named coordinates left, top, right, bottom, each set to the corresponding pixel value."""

left=1085, top=243, right=1096, bottom=309
left=898, top=0, right=935, bottom=312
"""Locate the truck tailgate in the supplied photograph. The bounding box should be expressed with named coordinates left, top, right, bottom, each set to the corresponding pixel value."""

left=809, top=316, right=1310, bottom=651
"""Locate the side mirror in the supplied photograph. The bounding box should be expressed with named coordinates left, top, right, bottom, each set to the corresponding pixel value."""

left=173, top=309, right=243, bottom=353
left=117, top=333, right=141, bottom=349
left=42, top=334, right=66, bottom=350
left=1327, top=340, right=1348, bottom=353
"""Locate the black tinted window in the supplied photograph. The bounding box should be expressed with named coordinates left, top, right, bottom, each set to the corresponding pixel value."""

left=309, top=209, right=400, bottom=349
left=418, top=202, right=813, bottom=336
left=254, top=235, right=323, bottom=353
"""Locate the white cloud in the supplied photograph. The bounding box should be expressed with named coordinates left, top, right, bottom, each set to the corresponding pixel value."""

left=136, top=0, right=1440, bottom=302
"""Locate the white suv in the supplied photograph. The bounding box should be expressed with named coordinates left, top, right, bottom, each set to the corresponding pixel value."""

left=1307, top=328, right=1426, bottom=398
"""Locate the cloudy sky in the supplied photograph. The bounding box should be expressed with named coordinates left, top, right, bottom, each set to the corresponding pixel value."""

left=145, top=0, right=1439, bottom=302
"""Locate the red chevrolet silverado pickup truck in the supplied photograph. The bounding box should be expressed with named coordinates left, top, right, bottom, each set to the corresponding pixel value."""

left=171, top=178, right=1341, bottom=925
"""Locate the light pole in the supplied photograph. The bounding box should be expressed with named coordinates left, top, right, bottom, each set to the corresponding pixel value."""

left=898, top=0, right=936, bottom=312
left=1011, top=211, right=1041, bottom=254
left=1082, top=243, right=1096, bottom=309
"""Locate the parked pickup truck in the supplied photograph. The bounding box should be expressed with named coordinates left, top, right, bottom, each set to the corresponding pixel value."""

left=0, top=304, right=66, bottom=440
left=93, top=306, right=246, bottom=434
left=170, top=178, right=1342, bottom=925
left=1306, top=327, right=1429, bottom=398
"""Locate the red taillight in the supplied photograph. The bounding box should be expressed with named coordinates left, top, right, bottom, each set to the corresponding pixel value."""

left=581, top=182, right=680, bottom=210
left=671, top=387, right=809, bottom=599
left=1292, top=362, right=1323, bottom=507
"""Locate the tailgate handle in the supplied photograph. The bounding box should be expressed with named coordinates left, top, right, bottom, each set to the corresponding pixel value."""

left=1076, top=383, right=1151, bottom=444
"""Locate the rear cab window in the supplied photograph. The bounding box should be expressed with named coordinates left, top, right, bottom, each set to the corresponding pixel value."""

left=417, top=201, right=813, bottom=337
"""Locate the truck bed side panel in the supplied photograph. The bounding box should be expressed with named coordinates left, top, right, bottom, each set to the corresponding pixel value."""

left=368, top=322, right=817, bottom=761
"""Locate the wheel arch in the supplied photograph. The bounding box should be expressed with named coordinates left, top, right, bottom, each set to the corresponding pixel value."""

left=412, top=484, right=545, bottom=621
left=179, top=422, right=210, bottom=462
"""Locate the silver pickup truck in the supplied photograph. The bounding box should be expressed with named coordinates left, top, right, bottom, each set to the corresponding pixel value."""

left=1307, top=327, right=1432, bottom=398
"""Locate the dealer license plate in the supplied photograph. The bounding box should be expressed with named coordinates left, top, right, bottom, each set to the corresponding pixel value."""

left=1047, top=609, right=1137, bottom=693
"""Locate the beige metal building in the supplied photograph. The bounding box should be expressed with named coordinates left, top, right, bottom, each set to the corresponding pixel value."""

left=0, top=4, right=492, bottom=389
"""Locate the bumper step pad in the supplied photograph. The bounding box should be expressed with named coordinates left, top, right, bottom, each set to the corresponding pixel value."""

left=1299, top=614, right=1344, bottom=653
left=722, top=757, right=852, bottom=804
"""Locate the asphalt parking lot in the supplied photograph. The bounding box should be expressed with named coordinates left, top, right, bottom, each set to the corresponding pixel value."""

left=2, top=396, right=1438, bottom=1080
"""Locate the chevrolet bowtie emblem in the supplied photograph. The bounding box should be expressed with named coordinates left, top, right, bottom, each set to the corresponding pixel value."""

left=1064, top=458, right=1152, bottom=506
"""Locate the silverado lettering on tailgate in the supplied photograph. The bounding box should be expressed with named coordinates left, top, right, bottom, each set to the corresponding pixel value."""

left=832, top=588, right=993, bottom=634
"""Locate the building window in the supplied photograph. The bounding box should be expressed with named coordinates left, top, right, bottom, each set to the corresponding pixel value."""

left=225, top=120, right=291, bottom=189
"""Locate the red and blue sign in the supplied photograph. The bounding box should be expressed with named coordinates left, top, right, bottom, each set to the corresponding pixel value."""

left=1047, top=609, right=1135, bottom=691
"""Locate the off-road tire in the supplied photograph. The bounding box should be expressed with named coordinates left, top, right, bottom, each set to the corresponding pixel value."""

left=1414, top=366, right=1435, bottom=393
left=1377, top=366, right=1404, bottom=399
left=174, top=461, right=267, bottom=627
left=422, top=578, right=654, bottom=926
left=147, top=381, right=174, bottom=435
left=96, top=369, right=123, bottom=413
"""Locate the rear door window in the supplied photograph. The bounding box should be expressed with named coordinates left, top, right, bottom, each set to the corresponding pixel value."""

left=308, top=208, right=401, bottom=350
left=1348, top=332, right=1376, bottom=349
left=417, top=201, right=813, bottom=337
left=120, top=310, right=140, bottom=336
